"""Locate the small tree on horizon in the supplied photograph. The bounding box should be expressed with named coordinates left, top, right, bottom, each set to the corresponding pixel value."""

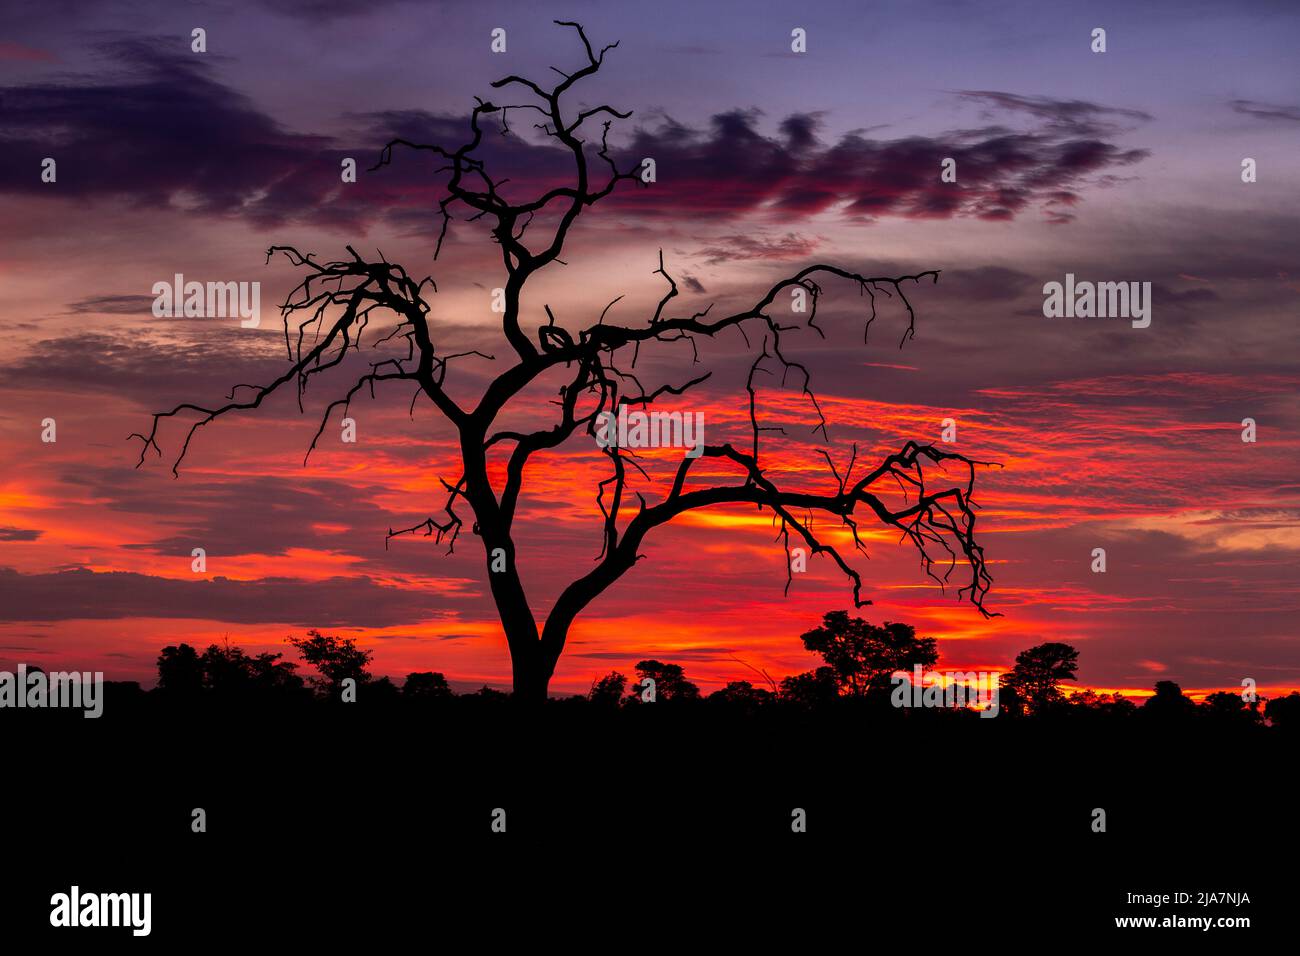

left=1000, top=642, right=1079, bottom=715
left=403, top=671, right=453, bottom=700
left=626, top=659, right=699, bottom=703
left=798, top=611, right=939, bottom=698
left=779, top=666, right=841, bottom=708
left=588, top=671, right=627, bottom=707
left=156, top=640, right=306, bottom=701
left=288, top=630, right=373, bottom=696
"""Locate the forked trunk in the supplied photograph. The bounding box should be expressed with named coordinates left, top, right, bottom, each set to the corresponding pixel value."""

left=510, top=654, right=551, bottom=704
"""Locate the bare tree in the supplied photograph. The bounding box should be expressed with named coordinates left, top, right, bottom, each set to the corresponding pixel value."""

left=134, top=21, right=996, bottom=703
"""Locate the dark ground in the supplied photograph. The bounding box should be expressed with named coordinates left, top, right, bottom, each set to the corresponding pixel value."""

left=5, top=703, right=1292, bottom=945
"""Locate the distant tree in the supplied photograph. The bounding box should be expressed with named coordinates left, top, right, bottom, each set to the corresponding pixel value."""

left=996, top=681, right=1028, bottom=718
left=778, top=667, right=841, bottom=708
left=156, top=641, right=305, bottom=702
left=200, top=643, right=257, bottom=695
left=288, top=630, right=373, bottom=695
left=245, top=651, right=307, bottom=698
left=1141, top=680, right=1196, bottom=719
left=201, top=643, right=305, bottom=699
left=999, top=642, right=1078, bottom=714
left=798, top=611, right=938, bottom=697
left=102, top=681, right=147, bottom=712
left=468, top=685, right=510, bottom=703
left=1067, top=689, right=1137, bottom=717
left=366, top=675, right=402, bottom=704
left=708, top=680, right=773, bottom=712
left=1265, top=691, right=1300, bottom=729
left=1201, top=690, right=1261, bottom=725
left=588, top=671, right=627, bottom=707
left=156, top=643, right=204, bottom=696
left=403, top=671, right=453, bottom=700
left=626, top=660, right=699, bottom=703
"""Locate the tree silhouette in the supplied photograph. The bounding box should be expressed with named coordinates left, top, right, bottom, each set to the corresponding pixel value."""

left=1067, top=688, right=1136, bottom=718
left=1264, top=691, right=1300, bottom=729
left=403, top=671, right=453, bottom=700
left=288, top=629, right=373, bottom=696
left=1000, top=642, right=1078, bottom=715
left=626, top=659, right=699, bottom=703
left=708, top=680, right=774, bottom=714
left=136, top=635, right=1298, bottom=733
left=156, top=643, right=204, bottom=697
left=798, top=610, right=938, bottom=697
left=1141, top=679, right=1196, bottom=720
left=778, top=666, right=841, bottom=708
left=1201, top=690, right=1261, bottom=725
left=133, top=21, right=995, bottom=702
left=588, top=671, right=627, bottom=708
left=155, top=640, right=307, bottom=703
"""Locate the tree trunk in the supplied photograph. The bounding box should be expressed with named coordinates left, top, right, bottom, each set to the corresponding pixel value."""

left=510, top=654, right=551, bottom=704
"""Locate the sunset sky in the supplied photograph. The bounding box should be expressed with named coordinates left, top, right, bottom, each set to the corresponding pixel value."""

left=1, top=0, right=1297, bottom=697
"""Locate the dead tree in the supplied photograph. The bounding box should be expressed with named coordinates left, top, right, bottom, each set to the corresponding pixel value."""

left=134, top=21, right=996, bottom=703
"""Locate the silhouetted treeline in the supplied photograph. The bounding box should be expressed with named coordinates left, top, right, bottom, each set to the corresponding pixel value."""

left=14, top=613, right=1299, bottom=729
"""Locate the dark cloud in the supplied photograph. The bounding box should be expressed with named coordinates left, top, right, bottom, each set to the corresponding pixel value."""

left=69, top=467, right=397, bottom=559
left=0, top=41, right=57, bottom=62
left=1146, top=283, right=1221, bottom=313
left=941, top=266, right=1037, bottom=302
left=67, top=295, right=157, bottom=315
left=0, top=566, right=451, bottom=627
left=261, top=0, right=432, bottom=19
left=1229, top=98, right=1300, bottom=123
left=0, top=330, right=291, bottom=410
left=0, top=39, right=1150, bottom=233
left=693, top=232, right=820, bottom=265
left=659, top=45, right=723, bottom=56
left=44, top=460, right=487, bottom=586
left=572, top=646, right=734, bottom=662
left=0, top=39, right=449, bottom=232
left=956, top=91, right=1152, bottom=136
left=611, top=98, right=1148, bottom=226
left=0, top=527, right=43, bottom=542
left=0, top=38, right=325, bottom=221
